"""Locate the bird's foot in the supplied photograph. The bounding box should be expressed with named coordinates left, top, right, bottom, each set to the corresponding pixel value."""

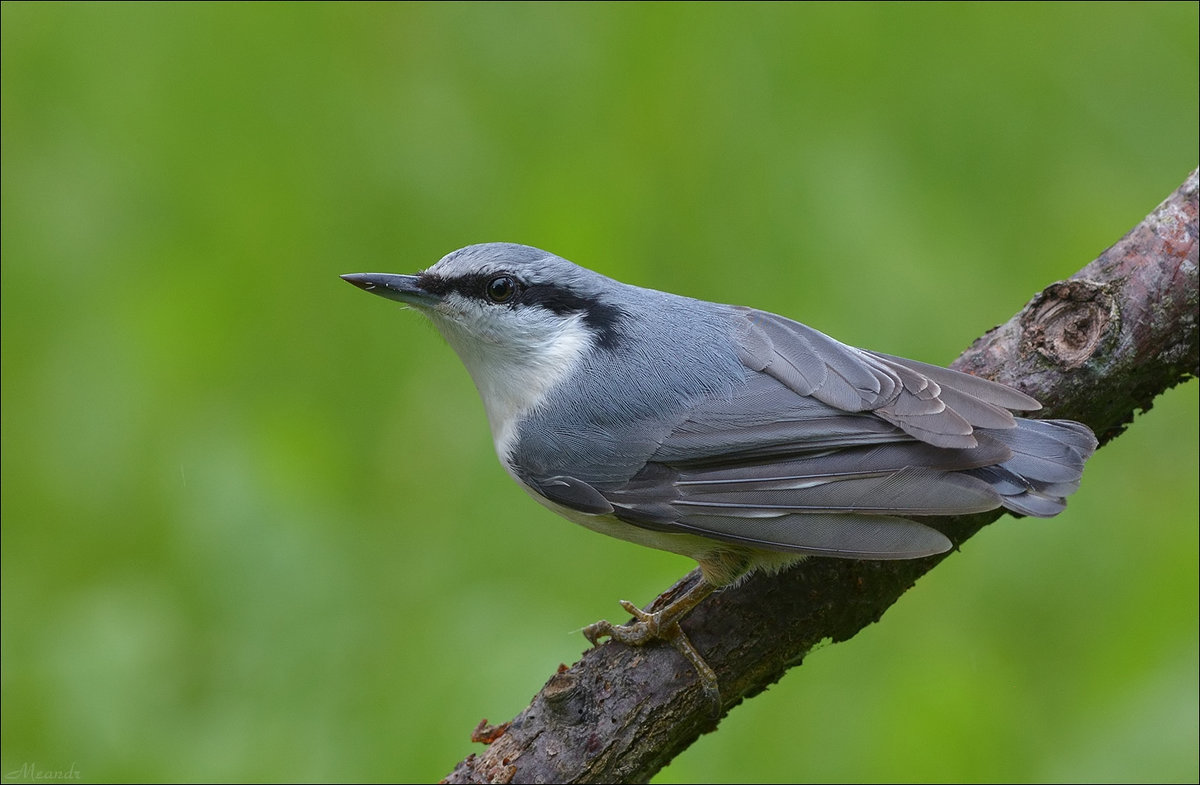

left=583, top=581, right=721, bottom=709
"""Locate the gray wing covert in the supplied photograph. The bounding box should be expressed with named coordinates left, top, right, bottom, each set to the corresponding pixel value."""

left=732, top=307, right=1040, bottom=448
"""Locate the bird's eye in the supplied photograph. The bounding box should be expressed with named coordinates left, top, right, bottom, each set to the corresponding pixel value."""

left=486, top=275, right=518, bottom=303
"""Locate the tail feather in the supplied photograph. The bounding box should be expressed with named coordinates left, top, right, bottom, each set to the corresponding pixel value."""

left=969, top=418, right=1097, bottom=517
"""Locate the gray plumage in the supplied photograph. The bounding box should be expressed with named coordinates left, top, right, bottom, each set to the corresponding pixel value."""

left=343, top=242, right=1096, bottom=586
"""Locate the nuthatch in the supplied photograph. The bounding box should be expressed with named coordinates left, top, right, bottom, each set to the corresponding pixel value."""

left=343, top=243, right=1095, bottom=701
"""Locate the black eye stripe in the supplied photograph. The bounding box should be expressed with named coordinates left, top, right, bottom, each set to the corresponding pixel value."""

left=418, top=272, right=516, bottom=303
left=416, top=271, right=625, bottom=350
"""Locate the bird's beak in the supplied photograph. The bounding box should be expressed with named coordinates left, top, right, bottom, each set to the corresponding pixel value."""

left=340, top=273, right=441, bottom=307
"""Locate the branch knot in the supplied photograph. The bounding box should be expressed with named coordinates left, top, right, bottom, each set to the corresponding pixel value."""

left=1020, top=279, right=1115, bottom=369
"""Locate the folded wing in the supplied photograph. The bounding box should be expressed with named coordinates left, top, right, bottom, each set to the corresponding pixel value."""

left=524, top=306, right=1095, bottom=561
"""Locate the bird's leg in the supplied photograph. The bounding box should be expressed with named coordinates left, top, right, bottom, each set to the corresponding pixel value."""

left=583, top=576, right=719, bottom=706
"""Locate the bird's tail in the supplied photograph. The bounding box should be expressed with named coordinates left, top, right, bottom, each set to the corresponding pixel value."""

left=968, top=418, right=1098, bottom=517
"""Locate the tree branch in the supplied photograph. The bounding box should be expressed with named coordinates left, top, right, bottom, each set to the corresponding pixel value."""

left=443, top=169, right=1199, bottom=785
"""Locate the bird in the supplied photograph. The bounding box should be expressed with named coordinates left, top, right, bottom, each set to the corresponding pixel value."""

left=341, top=242, right=1096, bottom=702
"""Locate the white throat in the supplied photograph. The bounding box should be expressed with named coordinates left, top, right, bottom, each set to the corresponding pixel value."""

left=429, top=311, right=594, bottom=461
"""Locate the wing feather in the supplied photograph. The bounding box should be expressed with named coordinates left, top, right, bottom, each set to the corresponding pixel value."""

left=516, top=305, right=1089, bottom=563
left=734, top=308, right=1044, bottom=447
left=658, top=513, right=952, bottom=559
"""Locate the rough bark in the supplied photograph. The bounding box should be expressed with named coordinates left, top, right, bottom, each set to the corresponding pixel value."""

left=443, top=169, right=1199, bottom=785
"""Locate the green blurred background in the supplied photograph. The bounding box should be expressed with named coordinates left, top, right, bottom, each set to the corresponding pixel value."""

left=2, top=3, right=1196, bottom=782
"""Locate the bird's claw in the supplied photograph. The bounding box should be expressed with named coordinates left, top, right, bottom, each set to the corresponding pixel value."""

left=583, top=596, right=721, bottom=712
